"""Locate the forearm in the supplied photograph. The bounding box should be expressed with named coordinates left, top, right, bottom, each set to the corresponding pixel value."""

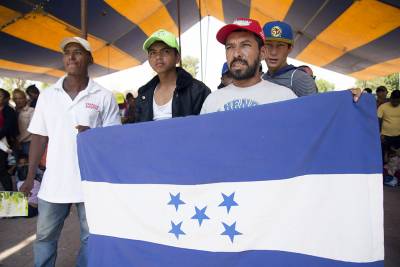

left=26, top=134, right=48, bottom=181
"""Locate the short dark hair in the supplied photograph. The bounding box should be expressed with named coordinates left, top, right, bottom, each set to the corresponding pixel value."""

left=231, top=30, right=264, bottom=49
left=364, top=88, right=372, bottom=94
left=0, top=88, right=10, bottom=99
left=126, top=92, right=134, bottom=100
left=376, top=86, right=387, bottom=93
left=26, top=84, right=40, bottom=95
left=390, top=90, right=400, bottom=99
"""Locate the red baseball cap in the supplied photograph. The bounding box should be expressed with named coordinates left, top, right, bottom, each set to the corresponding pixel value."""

left=216, top=18, right=265, bottom=44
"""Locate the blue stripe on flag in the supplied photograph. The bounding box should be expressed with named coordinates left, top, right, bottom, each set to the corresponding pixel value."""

left=88, top=234, right=384, bottom=267
left=78, top=91, right=381, bottom=185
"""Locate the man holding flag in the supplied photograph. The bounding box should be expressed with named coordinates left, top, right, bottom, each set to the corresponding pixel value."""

left=77, top=18, right=383, bottom=267
left=201, top=18, right=296, bottom=114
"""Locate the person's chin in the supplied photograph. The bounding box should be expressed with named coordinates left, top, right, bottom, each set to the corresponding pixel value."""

left=65, top=67, right=82, bottom=75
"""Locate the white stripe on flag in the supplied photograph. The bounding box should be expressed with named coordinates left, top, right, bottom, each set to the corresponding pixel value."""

left=82, top=173, right=383, bottom=263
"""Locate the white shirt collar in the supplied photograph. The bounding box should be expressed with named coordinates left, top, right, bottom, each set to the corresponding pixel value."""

left=53, top=75, right=100, bottom=94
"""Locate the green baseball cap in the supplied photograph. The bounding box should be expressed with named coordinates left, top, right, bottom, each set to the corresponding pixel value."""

left=143, top=29, right=180, bottom=53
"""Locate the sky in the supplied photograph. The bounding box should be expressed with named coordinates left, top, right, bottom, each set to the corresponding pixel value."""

left=94, top=16, right=357, bottom=94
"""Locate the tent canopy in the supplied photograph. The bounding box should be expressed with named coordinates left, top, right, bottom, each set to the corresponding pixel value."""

left=0, top=0, right=399, bottom=83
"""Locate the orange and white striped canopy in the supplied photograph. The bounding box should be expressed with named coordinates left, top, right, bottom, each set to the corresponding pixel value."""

left=0, top=0, right=399, bottom=83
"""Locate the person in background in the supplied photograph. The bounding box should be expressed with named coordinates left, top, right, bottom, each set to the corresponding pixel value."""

left=0, top=88, right=18, bottom=191
left=114, top=92, right=126, bottom=118
left=217, top=62, right=234, bottom=89
left=135, top=29, right=211, bottom=122
left=363, top=88, right=372, bottom=94
left=26, top=84, right=40, bottom=108
left=298, top=65, right=318, bottom=93
left=378, top=90, right=400, bottom=162
left=12, top=89, right=34, bottom=155
left=298, top=65, right=316, bottom=80
left=122, top=92, right=136, bottom=124
left=376, top=86, right=388, bottom=107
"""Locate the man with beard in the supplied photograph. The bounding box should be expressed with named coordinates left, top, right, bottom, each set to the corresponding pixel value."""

left=201, top=18, right=296, bottom=114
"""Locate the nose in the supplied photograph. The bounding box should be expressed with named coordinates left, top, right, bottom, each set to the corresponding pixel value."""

left=268, top=46, right=278, bottom=56
left=232, top=46, right=243, bottom=59
left=64, top=52, right=74, bottom=61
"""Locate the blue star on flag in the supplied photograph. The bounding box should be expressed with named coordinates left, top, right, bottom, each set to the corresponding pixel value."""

left=191, top=206, right=210, bottom=226
left=168, top=192, right=185, bottom=211
left=169, top=221, right=185, bottom=239
left=221, top=221, right=242, bottom=243
left=219, top=192, right=238, bottom=213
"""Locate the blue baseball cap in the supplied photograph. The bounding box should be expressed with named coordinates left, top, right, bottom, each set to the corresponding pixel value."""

left=263, top=21, right=294, bottom=45
left=221, top=62, right=229, bottom=76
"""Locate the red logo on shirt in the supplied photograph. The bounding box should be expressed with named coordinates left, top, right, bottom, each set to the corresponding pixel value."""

left=85, top=103, right=99, bottom=111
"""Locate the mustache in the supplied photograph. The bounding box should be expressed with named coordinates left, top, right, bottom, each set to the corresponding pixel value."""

left=230, top=59, right=248, bottom=68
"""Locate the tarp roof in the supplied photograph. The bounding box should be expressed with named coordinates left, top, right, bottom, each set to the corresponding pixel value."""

left=0, top=0, right=399, bottom=83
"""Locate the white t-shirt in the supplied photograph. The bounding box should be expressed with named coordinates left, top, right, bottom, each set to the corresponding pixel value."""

left=200, top=79, right=297, bottom=114
left=28, top=76, right=121, bottom=203
left=153, top=97, right=173, bottom=121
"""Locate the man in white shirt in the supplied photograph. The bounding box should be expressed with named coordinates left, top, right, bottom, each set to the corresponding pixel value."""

left=20, top=37, right=121, bottom=267
left=201, top=18, right=296, bottom=114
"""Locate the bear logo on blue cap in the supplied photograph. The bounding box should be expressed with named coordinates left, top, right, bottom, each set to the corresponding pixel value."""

left=271, top=26, right=282, bottom=38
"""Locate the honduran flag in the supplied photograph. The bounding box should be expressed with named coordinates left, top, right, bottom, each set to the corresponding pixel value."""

left=78, top=91, right=383, bottom=267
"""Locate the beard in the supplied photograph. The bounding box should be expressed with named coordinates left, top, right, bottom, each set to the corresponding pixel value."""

left=229, top=56, right=260, bottom=81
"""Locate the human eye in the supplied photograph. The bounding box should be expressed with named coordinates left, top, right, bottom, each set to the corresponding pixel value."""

left=163, top=49, right=172, bottom=56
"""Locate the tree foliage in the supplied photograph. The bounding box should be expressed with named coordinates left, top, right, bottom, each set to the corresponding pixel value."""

left=356, top=73, right=399, bottom=93
left=0, top=77, right=50, bottom=92
left=182, top=56, right=199, bottom=77
left=0, top=77, right=27, bottom=92
left=316, top=78, right=335, bottom=93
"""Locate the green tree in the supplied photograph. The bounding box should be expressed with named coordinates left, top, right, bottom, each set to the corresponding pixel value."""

left=0, top=77, right=50, bottom=92
left=39, top=82, right=51, bottom=90
left=0, top=77, right=27, bottom=91
left=182, top=56, right=199, bottom=77
left=384, top=73, right=400, bottom=91
left=356, top=73, right=399, bottom=93
left=316, top=78, right=335, bottom=93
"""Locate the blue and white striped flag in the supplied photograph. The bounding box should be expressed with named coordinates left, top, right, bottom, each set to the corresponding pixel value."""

left=78, top=91, right=383, bottom=267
